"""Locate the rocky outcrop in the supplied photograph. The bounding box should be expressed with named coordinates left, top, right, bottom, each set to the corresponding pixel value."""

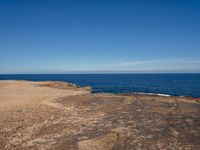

left=0, top=81, right=199, bottom=150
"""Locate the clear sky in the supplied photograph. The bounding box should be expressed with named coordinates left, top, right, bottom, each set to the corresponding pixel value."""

left=0, top=0, right=200, bottom=73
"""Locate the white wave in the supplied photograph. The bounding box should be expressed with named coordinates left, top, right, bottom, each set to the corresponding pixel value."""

left=133, top=92, right=171, bottom=97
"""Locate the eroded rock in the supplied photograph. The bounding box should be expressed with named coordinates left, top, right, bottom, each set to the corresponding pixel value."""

left=0, top=81, right=199, bottom=150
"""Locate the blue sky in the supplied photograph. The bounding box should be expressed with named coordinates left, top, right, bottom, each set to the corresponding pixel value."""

left=0, top=0, right=200, bottom=73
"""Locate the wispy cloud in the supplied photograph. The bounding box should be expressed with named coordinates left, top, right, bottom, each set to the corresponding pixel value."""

left=119, top=60, right=159, bottom=66
left=50, top=57, right=200, bottom=73
left=1, top=57, right=200, bottom=73
left=119, top=58, right=200, bottom=67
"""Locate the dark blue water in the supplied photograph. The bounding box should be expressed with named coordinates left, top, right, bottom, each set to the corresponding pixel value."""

left=0, top=74, right=200, bottom=98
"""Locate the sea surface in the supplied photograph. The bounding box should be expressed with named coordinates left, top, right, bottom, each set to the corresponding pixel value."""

left=0, top=74, right=200, bottom=98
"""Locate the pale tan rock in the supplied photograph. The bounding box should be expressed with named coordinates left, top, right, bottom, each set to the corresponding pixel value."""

left=0, top=80, right=199, bottom=150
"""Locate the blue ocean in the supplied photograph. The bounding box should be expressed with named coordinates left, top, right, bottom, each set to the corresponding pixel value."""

left=0, top=74, right=200, bottom=98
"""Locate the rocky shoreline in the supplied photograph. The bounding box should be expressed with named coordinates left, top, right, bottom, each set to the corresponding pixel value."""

left=0, top=80, right=199, bottom=150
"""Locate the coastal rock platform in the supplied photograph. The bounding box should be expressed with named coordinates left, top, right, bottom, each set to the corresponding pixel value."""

left=0, top=80, right=199, bottom=150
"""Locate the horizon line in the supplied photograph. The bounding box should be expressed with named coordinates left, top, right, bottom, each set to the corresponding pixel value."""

left=1, top=72, right=200, bottom=75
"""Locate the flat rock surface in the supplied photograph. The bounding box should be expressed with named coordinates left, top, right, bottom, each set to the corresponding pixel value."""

left=0, top=80, right=199, bottom=150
